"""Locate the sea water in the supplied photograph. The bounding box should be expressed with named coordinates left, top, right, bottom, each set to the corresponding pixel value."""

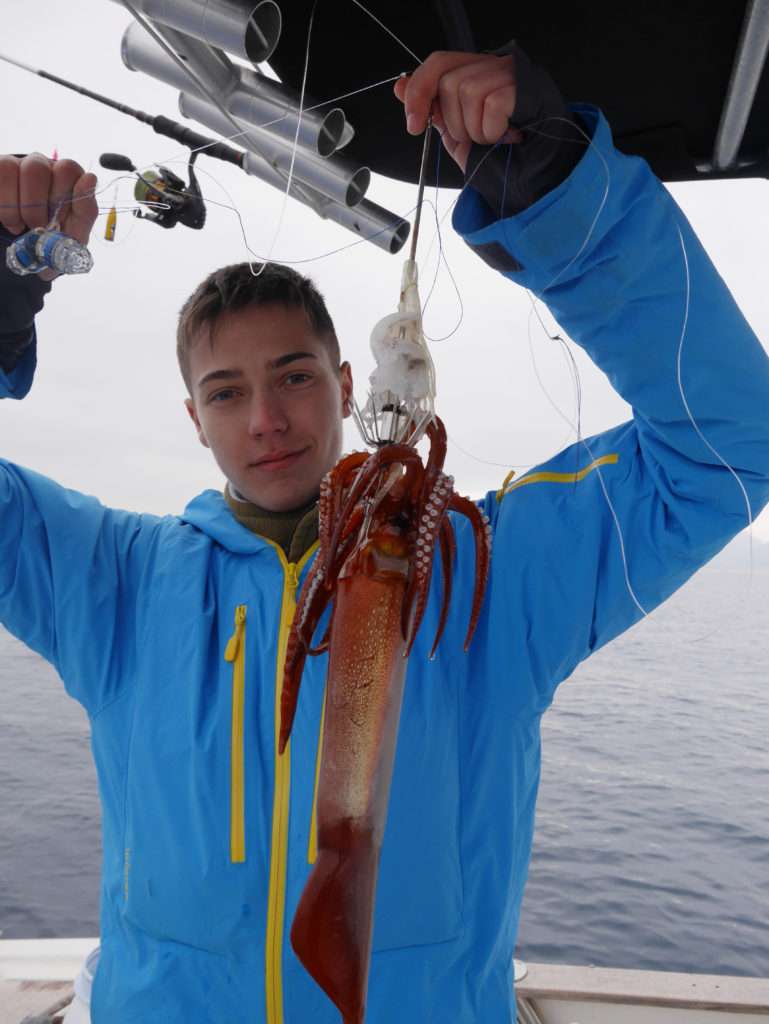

left=1, top=547, right=767, bottom=977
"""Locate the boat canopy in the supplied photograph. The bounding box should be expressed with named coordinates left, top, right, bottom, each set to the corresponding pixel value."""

left=261, top=0, right=769, bottom=187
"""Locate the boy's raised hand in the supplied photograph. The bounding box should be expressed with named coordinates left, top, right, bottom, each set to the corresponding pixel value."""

left=394, top=52, right=521, bottom=172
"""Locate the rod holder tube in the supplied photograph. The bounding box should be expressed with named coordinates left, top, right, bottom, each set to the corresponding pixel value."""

left=113, top=0, right=281, bottom=64
left=228, top=70, right=347, bottom=158
left=233, top=152, right=328, bottom=215
left=234, top=170, right=408, bottom=256
left=180, top=93, right=370, bottom=208
left=122, top=20, right=236, bottom=96
left=122, top=20, right=347, bottom=157
left=183, top=124, right=407, bottom=255
left=318, top=197, right=410, bottom=255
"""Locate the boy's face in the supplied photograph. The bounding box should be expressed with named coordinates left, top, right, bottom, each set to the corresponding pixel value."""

left=185, top=303, right=353, bottom=512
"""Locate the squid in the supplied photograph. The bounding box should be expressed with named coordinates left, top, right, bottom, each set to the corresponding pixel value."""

left=279, top=248, right=491, bottom=1021
left=279, top=412, right=491, bottom=1023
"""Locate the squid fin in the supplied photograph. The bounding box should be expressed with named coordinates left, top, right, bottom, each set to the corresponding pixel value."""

left=290, top=826, right=378, bottom=1024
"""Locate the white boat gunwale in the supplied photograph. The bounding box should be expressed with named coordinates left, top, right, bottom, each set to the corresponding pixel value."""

left=516, top=961, right=769, bottom=1013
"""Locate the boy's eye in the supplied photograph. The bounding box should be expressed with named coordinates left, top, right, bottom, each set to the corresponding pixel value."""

left=285, top=372, right=312, bottom=386
left=209, top=388, right=237, bottom=403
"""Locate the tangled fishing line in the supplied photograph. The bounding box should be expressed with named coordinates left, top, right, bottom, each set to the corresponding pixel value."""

left=2, top=0, right=756, bottom=614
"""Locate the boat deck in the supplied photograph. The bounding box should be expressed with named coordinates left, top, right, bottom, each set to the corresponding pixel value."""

left=2, top=939, right=769, bottom=1023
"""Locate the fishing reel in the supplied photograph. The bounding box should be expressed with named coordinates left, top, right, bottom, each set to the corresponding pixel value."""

left=99, top=152, right=206, bottom=230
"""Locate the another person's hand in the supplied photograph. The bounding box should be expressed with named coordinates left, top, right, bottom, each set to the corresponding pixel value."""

left=0, top=154, right=98, bottom=279
left=394, top=52, right=521, bottom=172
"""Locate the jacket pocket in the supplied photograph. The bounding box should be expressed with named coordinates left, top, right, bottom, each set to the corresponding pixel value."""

left=121, top=604, right=255, bottom=955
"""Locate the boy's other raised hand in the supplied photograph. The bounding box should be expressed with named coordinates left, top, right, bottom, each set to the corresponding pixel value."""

left=0, top=153, right=98, bottom=274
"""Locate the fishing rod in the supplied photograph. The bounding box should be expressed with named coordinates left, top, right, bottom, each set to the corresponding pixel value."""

left=0, top=50, right=245, bottom=169
left=0, top=49, right=250, bottom=273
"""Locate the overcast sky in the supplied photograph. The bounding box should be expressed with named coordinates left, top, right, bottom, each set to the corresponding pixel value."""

left=2, top=0, right=769, bottom=556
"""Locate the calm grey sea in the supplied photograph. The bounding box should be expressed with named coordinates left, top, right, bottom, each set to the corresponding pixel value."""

left=1, top=548, right=768, bottom=977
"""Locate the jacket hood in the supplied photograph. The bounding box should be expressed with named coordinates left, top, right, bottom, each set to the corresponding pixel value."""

left=179, top=489, right=279, bottom=556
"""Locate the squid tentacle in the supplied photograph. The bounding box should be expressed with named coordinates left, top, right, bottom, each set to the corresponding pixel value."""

left=304, top=520, right=366, bottom=658
left=448, top=493, right=492, bottom=650
left=320, top=451, right=370, bottom=553
left=429, top=516, right=456, bottom=660
left=326, top=445, right=422, bottom=574
left=280, top=563, right=331, bottom=753
left=403, top=472, right=454, bottom=655
left=281, top=504, right=369, bottom=753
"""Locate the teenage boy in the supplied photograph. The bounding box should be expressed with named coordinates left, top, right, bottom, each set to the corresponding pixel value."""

left=2, top=50, right=768, bottom=1024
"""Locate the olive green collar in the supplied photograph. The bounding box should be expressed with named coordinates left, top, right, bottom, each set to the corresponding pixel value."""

left=223, top=483, right=319, bottom=563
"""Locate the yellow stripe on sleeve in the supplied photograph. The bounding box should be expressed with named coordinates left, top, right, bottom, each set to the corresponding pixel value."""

left=497, top=453, right=619, bottom=502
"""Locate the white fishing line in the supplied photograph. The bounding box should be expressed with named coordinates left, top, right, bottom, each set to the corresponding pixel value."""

left=663, top=221, right=756, bottom=643
left=122, top=0, right=248, bottom=161
left=422, top=234, right=464, bottom=342
left=419, top=139, right=446, bottom=319
left=346, top=0, right=423, bottom=65
left=414, top=133, right=581, bottom=469
left=524, top=117, right=755, bottom=614
left=414, top=128, right=589, bottom=471
left=418, top=109, right=648, bottom=618
left=525, top=295, right=584, bottom=443
left=256, top=0, right=318, bottom=275
left=419, top=139, right=466, bottom=343
left=148, top=72, right=403, bottom=171
left=120, top=0, right=320, bottom=266
left=26, top=2, right=418, bottom=279
left=2, top=174, right=172, bottom=222
left=523, top=116, right=651, bottom=616
left=531, top=116, right=610, bottom=295
left=526, top=301, right=649, bottom=618
left=446, top=428, right=576, bottom=472
left=124, top=1, right=414, bottom=275
left=673, top=222, right=755, bottom=544
left=24, top=4, right=755, bottom=610
left=168, top=158, right=420, bottom=266
left=134, top=0, right=422, bottom=274
left=525, top=306, right=584, bottom=449
left=336, top=10, right=757, bottom=632
left=416, top=129, right=570, bottom=344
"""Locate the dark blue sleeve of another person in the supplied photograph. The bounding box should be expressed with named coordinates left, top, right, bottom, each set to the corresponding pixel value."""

left=0, top=226, right=50, bottom=399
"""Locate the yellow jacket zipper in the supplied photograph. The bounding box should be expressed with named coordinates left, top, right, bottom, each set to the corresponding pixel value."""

left=265, top=545, right=318, bottom=1024
left=307, top=695, right=326, bottom=864
left=224, top=604, right=247, bottom=863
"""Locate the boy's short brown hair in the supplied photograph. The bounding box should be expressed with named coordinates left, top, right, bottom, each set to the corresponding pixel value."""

left=177, top=262, right=341, bottom=393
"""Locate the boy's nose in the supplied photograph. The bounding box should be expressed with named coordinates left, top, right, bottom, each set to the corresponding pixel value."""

left=247, top=392, right=289, bottom=437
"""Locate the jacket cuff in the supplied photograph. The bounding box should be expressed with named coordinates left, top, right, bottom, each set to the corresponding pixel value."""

left=453, top=105, right=616, bottom=283
left=0, top=328, right=37, bottom=399
left=0, top=226, right=50, bottom=389
left=463, top=42, right=583, bottom=219
left=0, top=226, right=52, bottom=330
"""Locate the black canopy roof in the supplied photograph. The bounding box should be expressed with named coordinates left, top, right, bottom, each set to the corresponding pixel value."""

left=258, top=0, right=769, bottom=189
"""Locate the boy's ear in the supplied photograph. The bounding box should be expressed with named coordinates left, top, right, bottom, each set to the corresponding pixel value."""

left=185, top=398, right=210, bottom=448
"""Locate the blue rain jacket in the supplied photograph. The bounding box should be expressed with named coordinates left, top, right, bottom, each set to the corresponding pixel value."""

left=2, top=107, right=769, bottom=1023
